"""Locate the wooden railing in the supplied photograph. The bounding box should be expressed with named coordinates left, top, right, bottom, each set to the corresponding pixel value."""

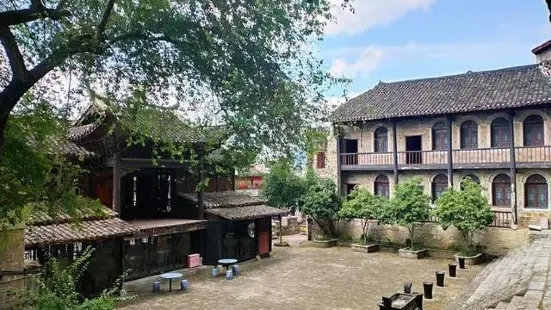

left=341, top=146, right=551, bottom=167
left=424, top=211, right=512, bottom=228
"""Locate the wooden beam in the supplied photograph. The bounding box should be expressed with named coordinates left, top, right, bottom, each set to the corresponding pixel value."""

left=112, top=152, right=122, bottom=215
left=508, top=110, right=518, bottom=225
left=392, top=119, right=399, bottom=185
left=105, top=157, right=193, bottom=168
left=197, top=142, right=205, bottom=220
left=446, top=115, right=454, bottom=188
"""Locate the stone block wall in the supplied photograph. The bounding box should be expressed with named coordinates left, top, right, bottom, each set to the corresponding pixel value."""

left=334, top=219, right=528, bottom=255
left=0, top=226, right=26, bottom=307
left=273, top=216, right=303, bottom=236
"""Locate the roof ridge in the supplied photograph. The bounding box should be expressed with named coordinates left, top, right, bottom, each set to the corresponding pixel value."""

left=378, top=64, right=538, bottom=85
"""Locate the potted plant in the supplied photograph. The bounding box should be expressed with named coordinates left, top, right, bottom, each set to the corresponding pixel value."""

left=339, top=188, right=386, bottom=253
left=301, top=178, right=341, bottom=247
left=434, top=178, right=494, bottom=265
left=383, top=178, right=431, bottom=259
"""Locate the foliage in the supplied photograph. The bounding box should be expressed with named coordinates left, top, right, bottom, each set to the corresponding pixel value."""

left=383, top=178, right=431, bottom=248
left=19, top=247, right=125, bottom=310
left=0, top=99, right=103, bottom=227
left=0, top=0, right=349, bottom=160
left=261, top=160, right=307, bottom=209
left=300, top=177, right=341, bottom=237
left=435, top=178, right=494, bottom=255
left=339, top=188, right=388, bottom=244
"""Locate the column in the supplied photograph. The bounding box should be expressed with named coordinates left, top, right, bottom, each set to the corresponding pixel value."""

left=112, top=152, right=122, bottom=215
left=197, top=142, right=205, bottom=220
left=446, top=115, right=454, bottom=188
left=508, top=110, right=518, bottom=225
left=392, top=120, right=399, bottom=185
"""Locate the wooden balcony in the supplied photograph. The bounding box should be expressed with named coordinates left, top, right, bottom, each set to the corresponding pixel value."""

left=341, top=146, right=551, bottom=170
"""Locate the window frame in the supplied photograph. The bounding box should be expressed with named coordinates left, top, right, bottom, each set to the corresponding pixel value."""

left=432, top=122, right=448, bottom=151
left=523, top=115, right=545, bottom=147
left=374, top=175, right=390, bottom=198
left=492, top=174, right=511, bottom=206
left=491, top=118, right=511, bottom=148
left=525, top=174, right=548, bottom=209
left=432, top=174, right=448, bottom=201
left=316, top=152, right=326, bottom=169
left=460, top=120, right=478, bottom=149
left=374, top=127, right=388, bottom=153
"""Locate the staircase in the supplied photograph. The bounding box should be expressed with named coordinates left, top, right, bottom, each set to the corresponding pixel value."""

left=449, top=234, right=551, bottom=310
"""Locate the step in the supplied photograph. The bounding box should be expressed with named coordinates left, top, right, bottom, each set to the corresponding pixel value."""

left=494, top=301, right=509, bottom=309
left=505, top=296, right=525, bottom=310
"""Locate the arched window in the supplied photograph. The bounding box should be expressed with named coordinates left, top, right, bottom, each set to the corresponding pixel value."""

left=432, top=174, right=448, bottom=200
left=374, top=175, right=389, bottom=198
left=492, top=174, right=511, bottom=206
left=374, top=127, right=388, bottom=153
left=523, top=115, right=544, bottom=147
left=491, top=118, right=511, bottom=148
left=460, top=174, right=480, bottom=190
left=525, top=174, right=548, bottom=209
left=432, top=122, right=448, bottom=151
left=460, top=120, right=478, bottom=149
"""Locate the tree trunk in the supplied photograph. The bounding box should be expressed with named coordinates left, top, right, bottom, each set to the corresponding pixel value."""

left=0, top=78, right=37, bottom=154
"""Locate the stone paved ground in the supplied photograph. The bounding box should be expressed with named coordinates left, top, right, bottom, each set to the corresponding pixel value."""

left=119, top=236, right=483, bottom=310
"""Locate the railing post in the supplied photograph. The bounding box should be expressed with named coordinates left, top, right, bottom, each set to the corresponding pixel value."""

left=446, top=115, right=454, bottom=187
left=392, top=119, right=399, bottom=186
left=508, top=110, right=518, bottom=226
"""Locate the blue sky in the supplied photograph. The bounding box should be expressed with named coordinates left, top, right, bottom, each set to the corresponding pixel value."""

left=319, top=0, right=551, bottom=104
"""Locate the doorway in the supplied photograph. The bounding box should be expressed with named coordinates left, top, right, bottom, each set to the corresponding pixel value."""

left=405, top=136, right=422, bottom=164
left=341, top=139, right=358, bottom=165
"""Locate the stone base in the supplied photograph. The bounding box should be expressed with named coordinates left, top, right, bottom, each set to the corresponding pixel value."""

left=274, top=241, right=290, bottom=247
left=311, top=239, right=338, bottom=248
left=398, top=248, right=428, bottom=259
left=455, top=253, right=484, bottom=265
left=351, top=243, right=380, bottom=253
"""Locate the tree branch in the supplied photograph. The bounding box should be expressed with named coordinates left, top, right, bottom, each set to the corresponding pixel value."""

left=0, top=2, right=69, bottom=26
left=0, top=26, right=29, bottom=81
left=95, top=0, right=117, bottom=41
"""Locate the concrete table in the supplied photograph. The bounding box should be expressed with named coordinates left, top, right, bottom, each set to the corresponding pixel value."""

left=160, top=272, right=183, bottom=292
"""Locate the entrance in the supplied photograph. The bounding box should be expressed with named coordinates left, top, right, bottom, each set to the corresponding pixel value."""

left=341, top=139, right=358, bottom=165
left=405, top=136, right=422, bottom=164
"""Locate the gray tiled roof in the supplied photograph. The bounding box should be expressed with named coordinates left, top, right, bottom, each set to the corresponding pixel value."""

left=178, top=191, right=267, bottom=208
left=206, top=205, right=286, bottom=220
left=331, top=64, right=551, bottom=122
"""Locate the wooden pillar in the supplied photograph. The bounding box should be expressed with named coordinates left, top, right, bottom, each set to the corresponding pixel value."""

left=336, top=126, right=342, bottom=196
left=197, top=142, right=205, bottom=220
left=392, top=119, right=399, bottom=186
left=278, top=214, right=283, bottom=244
left=508, top=110, right=518, bottom=225
left=446, top=115, right=454, bottom=188
left=112, top=153, right=122, bottom=215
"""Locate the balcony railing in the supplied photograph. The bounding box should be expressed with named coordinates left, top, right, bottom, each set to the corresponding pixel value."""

left=424, top=211, right=512, bottom=228
left=340, top=146, right=551, bottom=168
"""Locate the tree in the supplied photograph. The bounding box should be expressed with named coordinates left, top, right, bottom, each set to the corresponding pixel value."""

left=434, top=178, right=495, bottom=256
left=261, top=160, right=306, bottom=210
left=19, top=247, right=123, bottom=310
left=384, top=178, right=430, bottom=248
left=300, top=177, right=340, bottom=238
left=338, top=188, right=387, bottom=244
left=0, top=0, right=347, bottom=156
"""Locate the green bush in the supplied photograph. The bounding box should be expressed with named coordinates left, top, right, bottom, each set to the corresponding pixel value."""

left=435, top=178, right=494, bottom=256
left=382, top=178, right=431, bottom=249
left=338, top=188, right=388, bottom=245
left=301, top=178, right=341, bottom=238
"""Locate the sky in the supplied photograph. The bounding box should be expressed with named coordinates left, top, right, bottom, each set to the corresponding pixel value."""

left=320, top=0, right=551, bottom=106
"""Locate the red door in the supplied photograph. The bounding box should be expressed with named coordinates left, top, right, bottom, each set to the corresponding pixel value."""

left=258, top=231, right=270, bottom=256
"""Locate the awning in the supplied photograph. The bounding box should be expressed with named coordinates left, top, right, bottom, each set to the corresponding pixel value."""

left=178, top=191, right=267, bottom=208
left=205, top=205, right=286, bottom=220
left=25, top=218, right=137, bottom=247
left=125, top=218, right=208, bottom=238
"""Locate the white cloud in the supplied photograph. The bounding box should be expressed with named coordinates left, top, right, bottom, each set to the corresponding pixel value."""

left=326, top=0, right=436, bottom=36
left=330, top=46, right=384, bottom=77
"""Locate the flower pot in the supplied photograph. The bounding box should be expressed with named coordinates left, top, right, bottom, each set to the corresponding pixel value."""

left=423, top=282, right=433, bottom=299
left=398, top=247, right=428, bottom=259
left=448, top=264, right=457, bottom=278
left=455, top=252, right=484, bottom=266
left=435, top=271, right=445, bottom=287
left=351, top=243, right=380, bottom=253
left=404, top=282, right=412, bottom=294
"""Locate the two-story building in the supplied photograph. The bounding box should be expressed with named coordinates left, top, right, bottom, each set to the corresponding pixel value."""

left=314, top=42, right=551, bottom=229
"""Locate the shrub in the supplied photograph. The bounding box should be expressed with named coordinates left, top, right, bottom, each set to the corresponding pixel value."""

left=338, top=188, right=387, bottom=244
left=435, top=178, right=495, bottom=256
left=301, top=178, right=341, bottom=238
left=383, top=178, right=430, bottom=249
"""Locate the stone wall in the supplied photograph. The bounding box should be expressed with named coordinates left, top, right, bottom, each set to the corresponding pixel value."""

left=0, top=226, right=27, bottom=307
left=312, top=126, right=338, bottom=182
left=334, top=219, right=528, bottom=255
left=273, top=216, right=304, bottom=236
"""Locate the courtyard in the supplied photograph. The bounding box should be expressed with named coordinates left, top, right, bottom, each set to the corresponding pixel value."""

left=119, top=236, right=484, bottom=310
